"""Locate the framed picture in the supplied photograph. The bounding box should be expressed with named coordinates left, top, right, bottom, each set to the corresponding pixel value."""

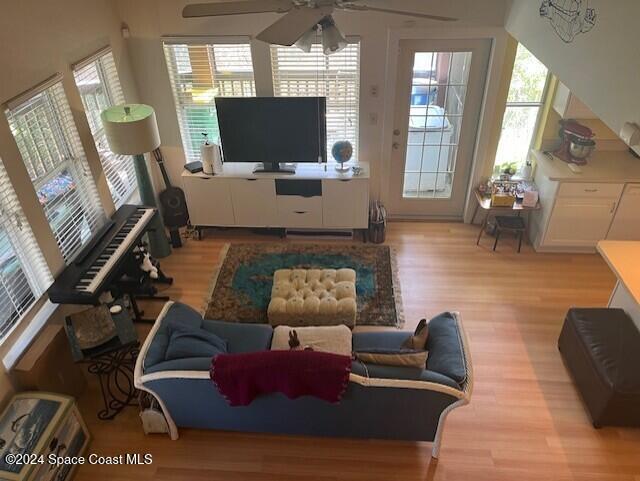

left=0, top=393, right=72, bottom=481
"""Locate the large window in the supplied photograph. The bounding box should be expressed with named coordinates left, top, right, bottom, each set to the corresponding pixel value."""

left=270, top=42, right=360, bottom=161
left=74, top=49, right=137, bottom=207
left=0, top=157, right=51, bottom=340
left=163, top=41, right=256, bottom=163
left=5, top=79, right=105, bottom=264
left=494, top=44, right=549, bottom=174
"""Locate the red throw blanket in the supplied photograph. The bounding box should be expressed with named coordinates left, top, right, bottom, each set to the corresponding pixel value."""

left=210, top=350, right=352, bottom=406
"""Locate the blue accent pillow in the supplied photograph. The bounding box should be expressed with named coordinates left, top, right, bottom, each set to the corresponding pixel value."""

left=144, top=303, right=205, bottom=369
left=425, top=312, right=466, bottom=384
left=165, top=323, right=228, bottom=361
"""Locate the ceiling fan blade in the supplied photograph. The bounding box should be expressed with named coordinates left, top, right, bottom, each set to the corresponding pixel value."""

left=256, top=6, right=332, bottom=46
left=183, top=0, right=292, bottom=18
left=340, top=4, right=458, bottom=22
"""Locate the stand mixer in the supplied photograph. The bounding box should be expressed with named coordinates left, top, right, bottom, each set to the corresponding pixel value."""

left=554, top=119, right=596, bottom=165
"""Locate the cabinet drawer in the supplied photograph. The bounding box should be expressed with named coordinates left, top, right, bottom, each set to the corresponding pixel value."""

left=277, top=195, right=322, bottom=228
left=557, top=182, right=623, bottom=199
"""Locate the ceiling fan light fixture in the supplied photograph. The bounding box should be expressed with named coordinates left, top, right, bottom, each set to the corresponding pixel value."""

left=294, top=24, right=317, bottom=53
left=320, top=16, right=347, bottom=55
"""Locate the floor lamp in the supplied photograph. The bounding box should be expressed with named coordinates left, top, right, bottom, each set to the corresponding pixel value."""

left=101, top=104, right=172, bottom=258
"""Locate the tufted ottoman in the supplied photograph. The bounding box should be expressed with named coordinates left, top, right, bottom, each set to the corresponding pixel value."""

left=267, top=268, right=357, bottom=328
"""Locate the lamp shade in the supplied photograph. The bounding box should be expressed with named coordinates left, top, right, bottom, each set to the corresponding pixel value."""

left=294, top=25, right=318, bottom=53
left=101, top=104, right=161, bottom=155
left=320, top=17, right=347, bottom=55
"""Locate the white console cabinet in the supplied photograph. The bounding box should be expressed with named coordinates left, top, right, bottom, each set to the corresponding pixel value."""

left=181, top=162, right=370, bottom=231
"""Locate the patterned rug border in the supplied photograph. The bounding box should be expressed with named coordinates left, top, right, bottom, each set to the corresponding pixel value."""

left=201, top=242, right=231, bottom=315
left=202, top=242, right=405, bottom=328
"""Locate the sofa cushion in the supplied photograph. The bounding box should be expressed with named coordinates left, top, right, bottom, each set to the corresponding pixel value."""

left=350, top=361, right=459, bottom=389
left=355, top=348, right=428, bottom=368
left=353, top=330, right=410, bottom=351
left=271, top=325, right=352, bottom=356
left=202, top=320, right=273, bottom=353
left=426, top=312, right=466, bottom=384
left=144, top=302, right=204, bottom=370
left=144, top=357, right=213, bottom=374
left=165, top=326, right=228, bottom=361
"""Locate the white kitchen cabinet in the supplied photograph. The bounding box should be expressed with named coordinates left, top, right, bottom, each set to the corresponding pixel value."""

left=553, top=82, right=596, bottom=119
left=322, top=178, right=369, bottom=228
left=229, top=178, right=278, bottom=226
left=182, top=175, right=235, bottom=226
left=545, top=196, right=619, bottom=247
left=607, top=183, right=640, bottom=240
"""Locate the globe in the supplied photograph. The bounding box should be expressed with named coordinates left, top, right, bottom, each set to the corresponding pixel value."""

left=331, top=140, right=353, bottom=164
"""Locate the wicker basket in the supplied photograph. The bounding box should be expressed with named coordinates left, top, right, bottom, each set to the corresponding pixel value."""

left=491, top=180, right=518, bottom=207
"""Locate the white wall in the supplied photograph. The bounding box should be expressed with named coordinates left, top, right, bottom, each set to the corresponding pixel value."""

left=114, top=0, right=510, bottom=199
left=0, top=0, right=140, bottom=405
left=506, top=0, right=640, bottom=137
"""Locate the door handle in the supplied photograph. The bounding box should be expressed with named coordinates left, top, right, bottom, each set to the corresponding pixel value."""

left=584, top=188, right=598, bottom=192
left=392, top=142, right=400, bottom=150
left=245, top=178, right=257, bottom=181
left=393, top=129, right=401, bottom=136
left=294, top=211, right=308, bottom=214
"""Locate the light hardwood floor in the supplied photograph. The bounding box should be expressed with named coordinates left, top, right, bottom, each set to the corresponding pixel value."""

left=74, top=222, right=640, bottom=481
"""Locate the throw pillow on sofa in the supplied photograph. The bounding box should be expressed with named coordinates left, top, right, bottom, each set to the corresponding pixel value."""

left=402, top=318, right=429, bottom=350
left=355, top=348, right=428, bottom=368
left=165, top=323, right=228, bottom=361
left=271, top=324, right=352, bottom=356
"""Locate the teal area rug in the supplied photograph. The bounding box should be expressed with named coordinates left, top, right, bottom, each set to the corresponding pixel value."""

left=204, top=243, right=404, bottom=327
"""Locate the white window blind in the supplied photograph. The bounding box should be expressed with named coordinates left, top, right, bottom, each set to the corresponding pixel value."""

left=0, top=156, right=52, bottom=340
left=5, top=81, right=105, bottom=264
left=74, top=49, right=137, bottom=207
left=163, top=41, right=256, bottom=163
left=270, top=41, right=360, bottom=161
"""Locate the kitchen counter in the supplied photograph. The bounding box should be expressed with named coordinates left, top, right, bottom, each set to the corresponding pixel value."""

left=597, top=240, right=640, bottom=329
left=597, top=241, right=640, bottom=304
left=532, top=149, right=640, bottom=183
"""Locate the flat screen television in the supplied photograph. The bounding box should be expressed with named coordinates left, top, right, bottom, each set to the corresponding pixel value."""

left=215, top=97, right=327, bottom=173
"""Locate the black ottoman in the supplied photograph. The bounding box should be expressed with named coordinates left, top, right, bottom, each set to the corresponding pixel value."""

left=558, top=308, right=640, bottom=428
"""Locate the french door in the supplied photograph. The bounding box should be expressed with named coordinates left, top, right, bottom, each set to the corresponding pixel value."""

left=387, top=39, right=491, bottom=218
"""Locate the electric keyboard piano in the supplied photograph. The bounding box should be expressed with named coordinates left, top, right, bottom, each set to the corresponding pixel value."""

left=48, top=204, right=156, bottom=305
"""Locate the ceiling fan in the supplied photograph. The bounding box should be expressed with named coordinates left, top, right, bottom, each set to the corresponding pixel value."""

left=182, top=0, right=458, bottom=54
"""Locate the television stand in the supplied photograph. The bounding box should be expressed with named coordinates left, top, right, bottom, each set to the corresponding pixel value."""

left=252, top=162, right=296, bottom=174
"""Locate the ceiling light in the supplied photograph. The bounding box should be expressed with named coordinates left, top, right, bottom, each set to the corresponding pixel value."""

left=294, top=25, right=317, bottom=53
left=320, top=16, right=347, bottom=55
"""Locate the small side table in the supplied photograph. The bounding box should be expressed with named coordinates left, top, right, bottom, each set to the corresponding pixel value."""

left=65, top=301, right=139, bottom=420
left=472, top=189, right=540, bottom=249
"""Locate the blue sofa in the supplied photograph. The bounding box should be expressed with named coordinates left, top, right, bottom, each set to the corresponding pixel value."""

left=134, top=302, right=473, bottom=458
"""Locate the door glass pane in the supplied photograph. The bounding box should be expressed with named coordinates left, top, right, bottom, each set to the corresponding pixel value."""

left=404, top=51, right=472, bottom=199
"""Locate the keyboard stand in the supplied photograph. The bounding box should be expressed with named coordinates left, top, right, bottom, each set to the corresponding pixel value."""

left=116, top=261, right=173, bottom=324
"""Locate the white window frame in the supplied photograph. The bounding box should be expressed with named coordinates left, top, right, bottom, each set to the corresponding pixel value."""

left=163, top=36, right=257, bottom=163
left=5, top=75, right=105, bottom=265
left=270, top=39, right=361, bottom=163
left=162, top=36, right=362, bottom=165
left=73, top=47, right=137, bottom=207
left=0, top=155, right=52, bottom=342
left=494, top=46, right=551, bottom=174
